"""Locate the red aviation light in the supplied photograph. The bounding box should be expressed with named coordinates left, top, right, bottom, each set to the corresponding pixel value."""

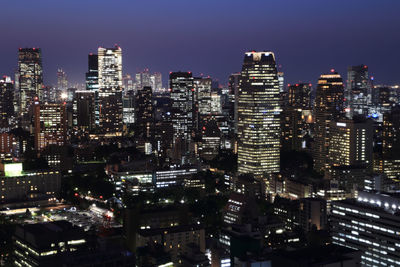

left=309, top=83, right=312, bottom=87
left=295, top=84, right=299, bottom=86
left=330, top=69, right=335, bottom=73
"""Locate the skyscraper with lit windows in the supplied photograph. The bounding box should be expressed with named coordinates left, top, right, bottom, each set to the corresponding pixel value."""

left=237, top=51, right=281, bottom=177
left=313, top=71, right=344, bottom=174
left=169, top=72, right=195, bottom=163
left=98, top=46, right=123, bottom=136
left=0, top=76, right=15, bottom=129
left=18, top=48, right=43, bottom=127
left=347, top=65, right=372, bottom=117
left=33, top=100, right=67, bottom=151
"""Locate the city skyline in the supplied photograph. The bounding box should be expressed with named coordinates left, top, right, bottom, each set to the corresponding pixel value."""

left=0, top=0, right=399, bottom=86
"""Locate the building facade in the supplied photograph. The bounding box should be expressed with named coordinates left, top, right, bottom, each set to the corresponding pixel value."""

left=237, top=51, right=281, bottom=177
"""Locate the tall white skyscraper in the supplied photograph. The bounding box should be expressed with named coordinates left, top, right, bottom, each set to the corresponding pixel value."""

left=98, top=45, right=123, bottom=135
left=237, top=51, right=281, bottom=177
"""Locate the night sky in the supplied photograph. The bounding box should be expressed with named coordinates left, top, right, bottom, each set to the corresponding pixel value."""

left=1, top=0, right=399, bottom=86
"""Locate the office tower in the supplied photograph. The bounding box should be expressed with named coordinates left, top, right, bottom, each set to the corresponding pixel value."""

left=153, top=72, right=163, bottom=92
left=228, top=73, right=240, bottom=133
left=57, top=68, right=68, bottom=90
left=347, top=65, right=372, bottom=116
left=73, top=91, right=96, bottom=132
left=85, top=53, right=99, bottom=125
left=98, top=46, right=123, bottom=136
left=237, top=51, right=281, bottom=177
left=194, top=77, right=212, bottom=130
left=169, top=72, right=195, bottom=163
left=211, top=92, right=222, bottom=115
left=33, top=100, right=67, bottom=151
left=328, top=118, right=373, bottom=168
left=123, top=74, right=134, bottom=93
left=198, top=119, right=220, bottom=160
left=18, top=48, right=43, bottom=125
left=135, top=86, right=154, bottom=153
left=381, top=107, right=400, bottom=181
left=383, top=107, right=400, bottom=158
left=0, top=76, right=15, bottom=128
left=278, top=71, right=285, bottom=92
left=153, top=95, right=174, bottom=160
left=123, top=91, right=135, bottom=125
left=135, top=68, right=152, bottom=90
left=288, top=83, right=311, bottom=109
left=313, top=71, right=344, bottom=174
left=331, top=191, right=400, bottom=267
left=281, top=83, right=312, bottom=151
left=326, top=118, right=373, bottom=185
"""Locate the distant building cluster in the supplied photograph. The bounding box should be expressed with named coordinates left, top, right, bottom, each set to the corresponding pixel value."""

left=1, top=47, right=400, bottom=267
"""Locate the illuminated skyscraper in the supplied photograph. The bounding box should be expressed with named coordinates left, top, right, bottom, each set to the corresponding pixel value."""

left=34, top=100, right=67, bottom=151
left=327, top=118, right=373, bottom=169
left=98, top=46, right=123, bottom=136
left=380, top=107, right=400, bottom=181
left=57, top=68, right=68, bottom=90
left=194, top=77, right=212, bottom=130
left=0, top=76, right=15, bottom=128
left=169, top=72, right=195, bottom=163
left=281, top=83, right=312, bottom=151
left=278, top=71, right=285, bottom=92
left=18, top=48, right=43, bottom=126
left=346, top=65, right=372, bottom=116
left=313, top=71, right=344, bottom=173
left=85, top=53, right=99, bottom=125
left=135, top=69, right=151, bottom=90
left=237, top=51, right=281, bottom=177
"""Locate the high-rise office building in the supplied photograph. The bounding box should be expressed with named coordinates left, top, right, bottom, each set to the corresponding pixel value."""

left=194, top=77, right=212, bottom=130
left=278, top=71, right=285, bottom=92
left=169, top=72, right=195, bottom=163
left=135, top=86, right=153, bottom=141
left=288, top=83, right=311, bottom=109
left=18, top=48, right=43, bottom=126
left=347, top=65, right=372, bottom=117
left=33, top=100, right=67, bottom=151
left=313, top=71, right=344, bottom=173
left=0, top=76, right=15, bottom=128
left=228, top=73, right=240, bottom=134
left=57, top=68, right=68, bottom=90
left=281, top=83, right=312, bottom=151
left=73, top=91, right=96, bottom=132
left=85, top=53, right=99, bottom=126
left=123, top=74, right=134, bottom=93
left=237, top=51, right=281, bottom=177
left=98, top=46, right=123, bottom=136
left=152, top=72, right=163, bottom=92
left=135, top=69, right=152, bottom=90
left=123, top=91, right=135, bottom=126
left=327, top=118, right=373, bottom=171
left=381, top=107, right=400, bottom=181
left=331, top=191, right=400, bottom=267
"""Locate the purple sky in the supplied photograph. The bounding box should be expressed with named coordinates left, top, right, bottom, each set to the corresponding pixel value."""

left=0, top=0, right=399, bottom=86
